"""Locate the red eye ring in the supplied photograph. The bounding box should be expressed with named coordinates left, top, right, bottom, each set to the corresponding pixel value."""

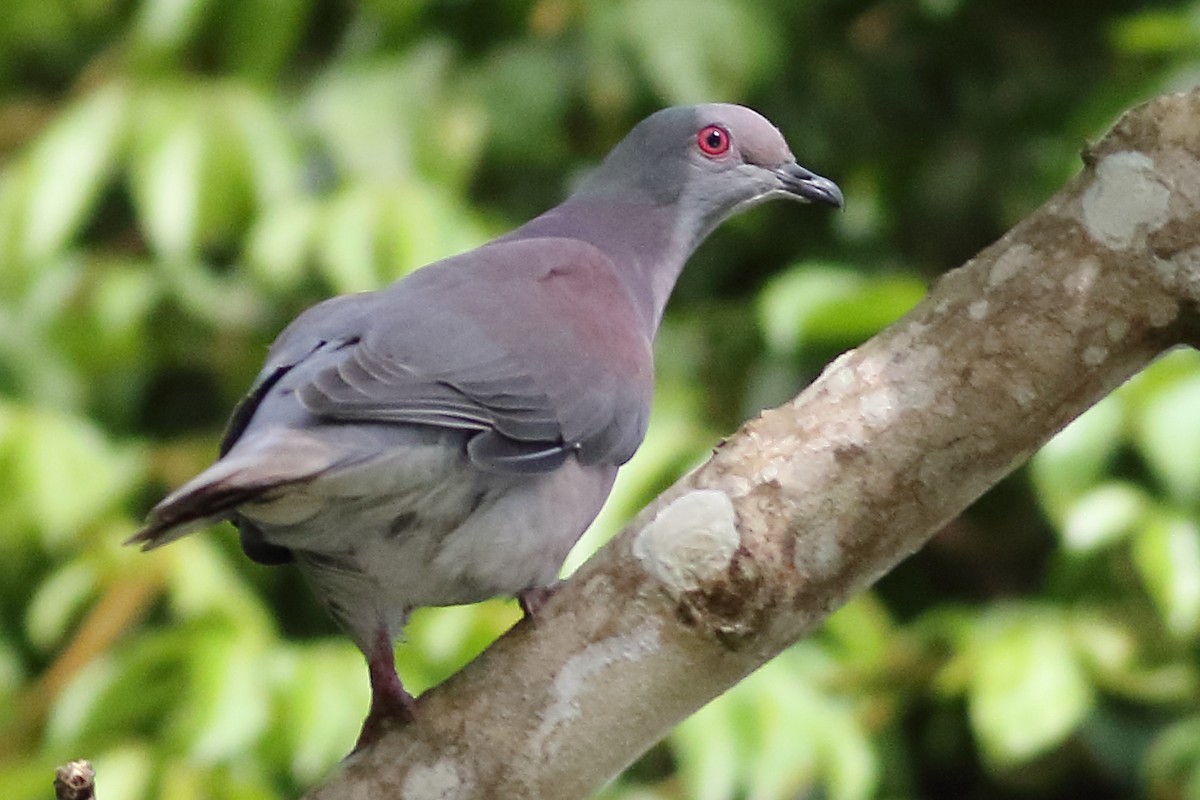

left=697, top=124, right=731, bottom=157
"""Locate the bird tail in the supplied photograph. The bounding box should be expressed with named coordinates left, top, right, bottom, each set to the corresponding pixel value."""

left=127, top=429, right=342, bottom=550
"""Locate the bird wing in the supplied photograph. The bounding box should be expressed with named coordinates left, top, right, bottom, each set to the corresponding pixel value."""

left=230, top=238, right=654, bottom=474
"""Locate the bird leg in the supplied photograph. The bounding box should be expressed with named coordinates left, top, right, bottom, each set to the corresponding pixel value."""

left=517, top=581, right=562, bottom=620
left=352, top=628, right=416, bottom=753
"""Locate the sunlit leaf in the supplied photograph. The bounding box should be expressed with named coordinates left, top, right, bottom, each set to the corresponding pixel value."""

left=21, top=84, right=127, bottom=262
left=134, top=0, right=207, bottom=52
left=675, top=648, right=877, bottom=800
left=1111, top=10, right=1200, bottom=55
left=823, top=592, right=895, bottom=668
left=164, top=538, right=274, bottom=638
left=272, top=643, right=366, bottom=783
left=1133, top=372, right=1200, bottom=503
left=90, top=744, right=154, bottom=800
left=314, top=185, right=386, bottom=292
left=129, top=95, right=204, bottom=258
left=968, top=607, right=1094, bottom=767
left=758, top=263, right=925, bottom=355
left=674, top=693, right=742, bottom=800
left=25, top=558, right=98, bottom=651
left=184, top=629, right=270, bottom=761
left=303, top=46, right=459, bottom=183
left=615, top=0, right=781, bottom=103
left=245, top=199, right=319, bottom=289
left=3, top=403, right=146, bottom=546
left=1060, top=481, right=1150, bottom=553
left=1133, top=515, right=1200, bottom=638
left=1030, top=397, right=1125, bottom=521
left=87, top=260, right=162, bottom=351
left=223, top=88, right=303, bottom=204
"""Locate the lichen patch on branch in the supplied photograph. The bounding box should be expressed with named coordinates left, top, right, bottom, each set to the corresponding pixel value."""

left=1081, top=151, right=1170, bottom=250
left=988, top=243, right=1034, bottom=286
left=401, top=759, right=472, bottom=800
left=530, top=621, right=662, bottom=758
left=632, top=490, right=740, bottom=596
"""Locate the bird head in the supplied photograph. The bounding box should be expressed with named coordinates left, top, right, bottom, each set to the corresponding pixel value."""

left=577, top=103, right=842, bottom=245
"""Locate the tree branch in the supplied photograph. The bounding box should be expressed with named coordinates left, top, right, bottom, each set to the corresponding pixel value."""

left=302, top=88, right=1200, bottom=800
left=54, top=760, right=95, bottom=800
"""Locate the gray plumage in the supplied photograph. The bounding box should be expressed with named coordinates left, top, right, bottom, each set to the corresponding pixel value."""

left=130, top=103, right=842, bottom=750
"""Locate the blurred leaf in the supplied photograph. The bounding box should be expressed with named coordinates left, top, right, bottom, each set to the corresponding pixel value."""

left=471, top=43, right=571, bottom=164
left=968, top=607, right=1094, bottom=768
left=1111, top=10, right=1200, bottom=55
left=0, top=757, right=63, bottom=800
left=0, top=403, right=146, bottom=546
left=134, top=0, right=207, bottom=54
left=1133, top=515, right=1200, bottom=638
left=0, top=255, right=88, bottom=406
left=81, top=259, right=163, bottom=356
left=25, top=558, right=98, bottom=652
left=403, top=601, right=516, bottom=691
left=1060, top=481, right=1150, bottom=553
left=823, top=592, right=895, bottom=669
left=91, top=744, right=154, bottom=800
left=245, top=198, right=319, bottom=289
left=156, top=256, right=264, bottom=328
left=1031, top=396, right=1125, bottom=522
left=223, top=87, right=304, bottom=205
left=614, top=0, right=781, bottom=103
left=303, top=46, right=481, bottom=187
left=313, top=185, right=387, bottom=292
left=1069, top=616, right=1135, bottom=680
left=674, top=648, right=876, bottom=800
left=183, top=629, right=270, bottom=762
left=1066, top=615, right=1197, bottom=702
left=758, top=263, right=925, bottom=355
left=163, top=538, right=274, bottom=637
left=1133, top=371, right=1200, bottom=503
left=675, top=692, right=741, bottom=800
left=21, top=84, right=127, bottom=263
left=313, top=180, right=487, bottom=295
left=1119, top=347, right=1200, bottom=410
left=272, top=643, right=366, bottom=783
left=129, top=91, right=205, bottom=259
left=1145, top=716, right=1200, bottom=799
left=0, top=171, right=25, bottom=283
left=218, top=0, right=311, bottom=81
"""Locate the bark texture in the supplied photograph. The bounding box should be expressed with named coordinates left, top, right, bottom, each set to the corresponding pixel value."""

left=302, top=88, right=1200, bottom=800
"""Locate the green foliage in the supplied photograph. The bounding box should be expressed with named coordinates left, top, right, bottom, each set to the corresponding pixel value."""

left=2, top=1, right=1200, bottom=798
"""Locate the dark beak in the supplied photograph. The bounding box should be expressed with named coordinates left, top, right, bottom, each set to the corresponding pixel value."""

left=776, top=162, right=844, bottom=208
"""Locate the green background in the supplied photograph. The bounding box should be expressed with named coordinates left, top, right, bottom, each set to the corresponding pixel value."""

left=2, top=1, right=1200, bottom=798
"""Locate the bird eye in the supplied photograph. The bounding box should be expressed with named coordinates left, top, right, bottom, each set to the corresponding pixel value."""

left=696, top=124, right=731, bottom=157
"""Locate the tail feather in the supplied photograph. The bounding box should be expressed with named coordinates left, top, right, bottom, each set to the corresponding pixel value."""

left=128, top=429, right=344, bottom=550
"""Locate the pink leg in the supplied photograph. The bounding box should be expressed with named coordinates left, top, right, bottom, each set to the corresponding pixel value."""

left=352, top=628, right=416, bottom=753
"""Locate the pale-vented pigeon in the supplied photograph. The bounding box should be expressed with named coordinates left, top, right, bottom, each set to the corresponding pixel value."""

left=130, top=103, right=842, bottom=750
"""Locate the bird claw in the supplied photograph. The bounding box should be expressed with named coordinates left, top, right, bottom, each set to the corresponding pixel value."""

left=518, top=582, right=561, bottom=619
left=352, top=690, right=416, bottom=753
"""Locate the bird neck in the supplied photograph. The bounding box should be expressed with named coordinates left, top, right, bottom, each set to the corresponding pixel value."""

left=509, top=194, right=706, bottom=335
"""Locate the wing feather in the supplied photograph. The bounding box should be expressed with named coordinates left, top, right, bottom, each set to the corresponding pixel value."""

left=230, top=238, right=654, bottom=475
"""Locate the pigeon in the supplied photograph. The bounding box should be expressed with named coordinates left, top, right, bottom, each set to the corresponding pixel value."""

left=130, top=103, right=843, bottom=750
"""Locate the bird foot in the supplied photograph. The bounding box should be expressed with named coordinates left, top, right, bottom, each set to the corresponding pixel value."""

left=352, top=688, right=416, bottom=753
left=351, top=631, right=418, bottom=754
left=518, top=582, right=562, bottom=620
